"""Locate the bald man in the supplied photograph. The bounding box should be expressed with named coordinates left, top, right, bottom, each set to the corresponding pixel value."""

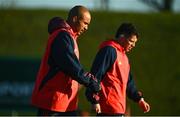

left=31, top=5, right=100, bottom=116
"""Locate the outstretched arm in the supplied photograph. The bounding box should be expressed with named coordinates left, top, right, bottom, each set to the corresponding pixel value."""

left=126, top=71, right=150, bottom=113
left=50, top=31, right=100, bottom=92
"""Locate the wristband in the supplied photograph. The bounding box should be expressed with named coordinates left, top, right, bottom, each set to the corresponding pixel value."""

left=139, top=98, right=144, bottom=102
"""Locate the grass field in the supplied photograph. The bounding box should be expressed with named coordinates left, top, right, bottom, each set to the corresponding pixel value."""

left=0, top=9, right=180, bottom=115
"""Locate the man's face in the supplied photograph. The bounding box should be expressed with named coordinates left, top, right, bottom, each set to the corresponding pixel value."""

left=123, top=35, right=138, bottom=52
left=74, top=11, right=91, bottom=36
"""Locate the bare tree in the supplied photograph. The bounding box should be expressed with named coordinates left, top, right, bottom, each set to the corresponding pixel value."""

left=101, top=0, right=110, bottom=10
left=139, top=0, right=174, bottom=12
left=0, top=0, right=17, bottom=9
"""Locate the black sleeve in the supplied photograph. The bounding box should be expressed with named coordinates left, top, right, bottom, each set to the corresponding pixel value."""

left=91, top=46, right=117, bottom=82
left=50, top=31, right=90, bottom=85
left=126, top=71, right=142, bottom=102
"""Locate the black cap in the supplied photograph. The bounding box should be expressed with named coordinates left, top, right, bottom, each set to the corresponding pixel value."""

left=48, top=17, right=64, bottom=34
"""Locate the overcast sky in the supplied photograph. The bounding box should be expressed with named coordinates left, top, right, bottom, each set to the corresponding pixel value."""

left=0, top=0, right=180, bottom=13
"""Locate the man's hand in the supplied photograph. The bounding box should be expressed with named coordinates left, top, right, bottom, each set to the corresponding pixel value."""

left=92, top=103, right=101, bottom=114
left=88, top=79, right=101, bottom=93
left=138, top=98, right=150, bottom=113
left=85, top=87, right=100, bottom=104
left=85, top=72, right=101, bottom=93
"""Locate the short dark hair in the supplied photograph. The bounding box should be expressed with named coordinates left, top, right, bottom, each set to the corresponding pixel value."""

left=115, top=23, right=139, bottom=39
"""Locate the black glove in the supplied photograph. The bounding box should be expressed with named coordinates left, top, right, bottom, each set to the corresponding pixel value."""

left=85, top=72, right=101, bottom=93
left=85, top=87, right=100, bottom=104
left=88, top=78, right=101, bottom=93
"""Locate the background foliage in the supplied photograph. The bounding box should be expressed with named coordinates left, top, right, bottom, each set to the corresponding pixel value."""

left=0, top=9, right=180, bottom=115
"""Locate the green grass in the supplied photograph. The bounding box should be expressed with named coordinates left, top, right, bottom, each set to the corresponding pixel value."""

left=0, top=9, right=180, bottom=115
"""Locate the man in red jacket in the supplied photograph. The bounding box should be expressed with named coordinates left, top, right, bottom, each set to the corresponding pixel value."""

left=31, top=5, right=100, bottom=116
left=86, top=23, right=150, bottom=116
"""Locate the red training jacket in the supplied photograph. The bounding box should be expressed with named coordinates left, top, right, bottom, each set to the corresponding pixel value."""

left=99, top=40, right=130, bottom=114
left=31, top=21, right=80, bottom=112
